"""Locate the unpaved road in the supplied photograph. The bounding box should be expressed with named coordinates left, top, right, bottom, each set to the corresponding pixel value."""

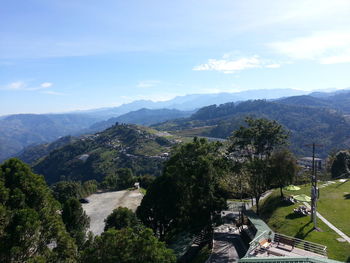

left=82, top=190, right=143, bottom=235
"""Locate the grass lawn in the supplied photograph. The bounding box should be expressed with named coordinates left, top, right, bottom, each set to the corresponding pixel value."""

left=317, top=180, right=350, bottom=237
left=260, top=189, right=350, bottom=262
left=281, top=180, right=350, bottom=237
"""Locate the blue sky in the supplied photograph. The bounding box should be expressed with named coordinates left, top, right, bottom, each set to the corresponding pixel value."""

left=1, top=0, right=350, bottom=115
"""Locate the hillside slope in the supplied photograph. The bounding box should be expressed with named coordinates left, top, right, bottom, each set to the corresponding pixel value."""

left=153, top=100, right=350, bottom=157
left=15, top=136, right=78, bottom=165
left=33, top=124, right=175, bottom=184
left=277, top=91, right=350, bottom=113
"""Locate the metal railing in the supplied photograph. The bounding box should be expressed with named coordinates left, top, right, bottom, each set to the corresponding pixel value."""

left=245, top=230, right=270, bottom=256
left=240, top=256, right=341, bottom=263
left=273, top=233, right=327, bottom=257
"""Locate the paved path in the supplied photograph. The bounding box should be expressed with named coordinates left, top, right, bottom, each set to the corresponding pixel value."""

left=303, top=202, right=350, bottom=244
left=207, top=225, right=247, bottom=263
left=245, top=190, right=273, bottom=209
left=82, top=190, right=143, bottom=235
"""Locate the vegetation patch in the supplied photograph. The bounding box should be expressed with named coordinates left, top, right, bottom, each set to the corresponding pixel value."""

left=260, top=190, right=350, bottom=262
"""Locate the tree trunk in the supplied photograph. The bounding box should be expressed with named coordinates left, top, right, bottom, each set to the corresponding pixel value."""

left=255, top=196, right=261, bottom=215
left=280, top=187, right=284, bottom=198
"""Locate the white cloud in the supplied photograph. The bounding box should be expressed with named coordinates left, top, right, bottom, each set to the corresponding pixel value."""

left=1, top=81, right=55, bottom=91
left=137, top=80, right=160, bottom=88
left=193, top=55, right=281, bottom=74
left=269, top=31, right=350, bottom=64
left=7, top=81, right=26, bottom=90
left=40, top=82, right=53, bottom=88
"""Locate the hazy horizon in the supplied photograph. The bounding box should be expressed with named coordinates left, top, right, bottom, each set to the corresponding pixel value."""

left=1, top=0, right=350, bottom=115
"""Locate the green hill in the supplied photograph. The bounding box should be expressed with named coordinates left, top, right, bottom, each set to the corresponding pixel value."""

left=278, top=91, right=350, bottom=113
left=16, top=136, right=78, bottom=165
left=33, top=124, right=175, bottom=184
left=153, top=100, right=350, bottom=157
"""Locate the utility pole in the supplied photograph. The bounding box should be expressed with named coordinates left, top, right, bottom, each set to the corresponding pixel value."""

left=305, top=143, right=322, bottom=231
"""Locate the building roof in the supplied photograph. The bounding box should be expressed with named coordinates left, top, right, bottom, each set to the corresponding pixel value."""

left=299, top=157, right=323, bottom=161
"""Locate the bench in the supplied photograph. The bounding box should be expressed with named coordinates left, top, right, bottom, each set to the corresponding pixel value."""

left=275, top=236, right=295, bottom=251
left=259, top=239, right=270, bottom=249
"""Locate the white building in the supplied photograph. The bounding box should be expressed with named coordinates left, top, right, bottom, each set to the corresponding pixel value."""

left=298, top=157, right=323, bottom=170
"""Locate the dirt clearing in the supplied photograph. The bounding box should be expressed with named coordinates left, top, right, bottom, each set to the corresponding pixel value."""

left=82, top=189, right=143, bottom=235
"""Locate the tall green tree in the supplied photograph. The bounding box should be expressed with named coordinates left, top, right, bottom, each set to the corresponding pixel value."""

left=229, top=117, right=288, bottom=159
left=137, top=138, right=227, bottom=241
left=228, top=117, right=289, bottom=214
left=116, top=168, right=134, bottom=190
left=269, top=149, right=297, bottom=197
left=245, top=158, right=270, bottom=213
left=101, top=168, right=135, bottom=190
left=81, top=228, right=176, bottom=263
left=62, top=198, right=90, bottom=249
left=331, top=150, right=350, bottom=178
left=138, top=174, right=155, bottom=190
left=104, top=207, right=139, bottom=231
left=0, top=158, right=77, bottom=262
left=51, top=180, right=97, bottom=204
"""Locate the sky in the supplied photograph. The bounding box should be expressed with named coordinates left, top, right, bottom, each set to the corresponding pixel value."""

left=1, top=0, right=350, bottom=115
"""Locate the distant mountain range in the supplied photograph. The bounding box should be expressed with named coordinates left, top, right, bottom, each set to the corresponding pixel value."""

left=75, top=88, right=310, bottom=118
left=0, top=114, right=98, bottom=161
left=13, top=89, right=350, bottom=185
left=89, top=108, right=194, bottom=132
left=1, top=88, right=350, bottom=162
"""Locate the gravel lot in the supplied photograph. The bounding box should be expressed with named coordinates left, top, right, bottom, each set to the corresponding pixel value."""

left=82, top=189, right=143, bottom=235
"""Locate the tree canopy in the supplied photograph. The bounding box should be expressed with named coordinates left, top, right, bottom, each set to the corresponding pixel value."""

left=104, top=207, right=139, bottom=231
left=0, top=158, right=77, bottom=262
left=331, top=150, right=350, bottom=178
left=137, top=138, right=227, bottom=241
left=81, top=228, right=176, bottom=263
left=62, top=198, right=90, bottom=249
left=228, top=117, right=290, bottom=214
left=269, top=149, right=298, bottom=197
left=229, top=117, right=288, bottom=159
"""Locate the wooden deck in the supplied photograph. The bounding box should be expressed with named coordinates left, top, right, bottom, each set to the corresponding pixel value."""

left=252, top=243, right=327, bottom=258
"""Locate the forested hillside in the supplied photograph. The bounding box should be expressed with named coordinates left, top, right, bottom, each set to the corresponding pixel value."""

left=15, top=135, right=78, bottom=165
left=277, top=90, right=350, bottom=113
left=33, top=124, right=175, bottom=184
left=153, top=100, right=350, bottom=157
left=89, top=108, right=193, bottom=132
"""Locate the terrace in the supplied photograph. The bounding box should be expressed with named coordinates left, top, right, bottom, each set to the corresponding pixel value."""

left=232, top=209, right=342, bottom=263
